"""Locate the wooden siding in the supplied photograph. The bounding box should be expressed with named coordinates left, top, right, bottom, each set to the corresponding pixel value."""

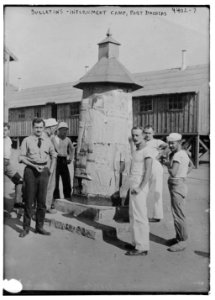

left=133, top=93, right=198, bottom=134
left=9, top=116, right=79, bottom=137
left=9, top=105, right=52, bottom=122
left=198, top=85, right=210, bottom=135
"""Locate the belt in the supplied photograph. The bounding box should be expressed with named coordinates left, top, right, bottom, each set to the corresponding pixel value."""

left=32, top=162, right=47, bottom=166
left=57, top=156, right=67, bottom=158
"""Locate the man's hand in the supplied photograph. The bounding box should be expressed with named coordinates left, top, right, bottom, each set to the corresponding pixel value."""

left=161, top=158, right=171, bottom=168
left=35, top=165, right=44, bottom=173
left=130, top=187, right=142, bottom=195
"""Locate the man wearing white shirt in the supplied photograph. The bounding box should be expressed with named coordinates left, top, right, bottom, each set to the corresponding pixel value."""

left=125, top=127, right=153, bottom=256
left=144, top=125, right=167, bottom=222
left=4, top=122, right=23, bottom=186
left=164, top=133, right=193, bottom=252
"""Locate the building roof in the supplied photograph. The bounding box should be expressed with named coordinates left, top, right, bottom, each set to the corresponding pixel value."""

left=8, top=82, right=82, bottom=108
left=132, top=64, right=209, bottom=97
left=7, top=64, right=209, bottom=109
left=73, top=57, right=142, bottom=91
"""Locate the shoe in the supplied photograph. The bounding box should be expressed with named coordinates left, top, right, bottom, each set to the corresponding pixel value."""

left=35, top=228, right=51, bottom=235
left=10, top=211, right=18, bottom=219
left=46, top=208, right=57, bottom=214
left=14, top=202, right=25, bottom=209
left=124, top=244, right=135, bottom=251
left=125, top=249, right=148, bottom=256
left=19, top=229, right=29, bottom=238
left=168, top=241, right=187, bottom=252
left=148, top=218, right=161, bottom=223
left=167, top=238, right=178, bottom=247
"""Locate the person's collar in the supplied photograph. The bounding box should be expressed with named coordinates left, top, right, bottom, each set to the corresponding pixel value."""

left=32, top=133, right=45, bottom=140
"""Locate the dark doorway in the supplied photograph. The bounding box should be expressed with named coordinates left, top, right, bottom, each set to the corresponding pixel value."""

left=51, top=104, right=57, bottom=119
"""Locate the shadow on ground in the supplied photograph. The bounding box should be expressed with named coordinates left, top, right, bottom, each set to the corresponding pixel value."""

left=62, top=212, right=169, bottom=250
left=194, top=250, right=210, bottom=258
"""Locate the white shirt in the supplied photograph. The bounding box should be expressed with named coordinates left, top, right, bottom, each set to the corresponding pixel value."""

left=170, top=150, right=190, bottom=178
left=4, top=136, right=12, bottom=159
left=130, top=146, right=153, bottom=177
left=145, top=138, right=165, bottom=158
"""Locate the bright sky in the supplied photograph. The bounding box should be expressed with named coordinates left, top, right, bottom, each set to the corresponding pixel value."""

left=4, top=5, right=209, bottom=89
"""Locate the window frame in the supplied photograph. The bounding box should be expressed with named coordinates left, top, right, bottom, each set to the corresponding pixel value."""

left=138, top=97, right=153, bottom=113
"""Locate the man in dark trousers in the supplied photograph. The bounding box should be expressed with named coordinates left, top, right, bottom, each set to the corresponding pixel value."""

left=53, top=122, right=75, bottom=200
left=19, top=118, right=57, bottom=238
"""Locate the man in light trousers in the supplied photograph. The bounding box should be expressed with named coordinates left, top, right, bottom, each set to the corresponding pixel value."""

left=44, top=118, right=58, bottom=213
left=163, top=133, right=193, bottom=252
left=125, top=126, right=153, bottom=256
left=144, top=125, right=167, bottom=222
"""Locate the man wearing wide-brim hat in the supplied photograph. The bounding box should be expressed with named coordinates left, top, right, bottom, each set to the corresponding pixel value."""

left=53, top=122, right=75, bottom=200
left=163, top=133, right=193, bottom=252
left=44, top=118, right=58, bottom=214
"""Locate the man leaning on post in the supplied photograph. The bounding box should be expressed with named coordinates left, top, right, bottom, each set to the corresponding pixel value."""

left=18, top=118, right=57, bottom=238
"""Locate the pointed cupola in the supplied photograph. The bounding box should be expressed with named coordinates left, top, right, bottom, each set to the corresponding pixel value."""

left=74, top=30, right=142, bottom=91
left=98, top=28, right=121, bottom=60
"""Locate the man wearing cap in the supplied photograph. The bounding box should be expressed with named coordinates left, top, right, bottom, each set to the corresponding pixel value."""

left=163, top=133, right=193, bottom=252
left=44, top=118, right=58, bottom=213
left=53, top=122, right=75, bottom=200
left=18, top=118, right=57, bottom=238
left=143, top=125, right=168, bottom=223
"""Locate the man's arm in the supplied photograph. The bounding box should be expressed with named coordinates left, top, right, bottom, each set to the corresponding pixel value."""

left=131, top=157, right=152, bottom=195
left=187, top=159, right=194, bottom=174
left=167, top=161, right=179, bottom=177
left=67, top=139, right=75, bottom=163
left=48, top=141, right=57, bottom=174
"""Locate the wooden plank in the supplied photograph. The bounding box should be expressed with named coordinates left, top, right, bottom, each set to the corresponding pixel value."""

left=153, top=97, right=157, bottom=132
left=189, top=94, right=194, bottom=133
left=199, top=138, right=209, bottom=151
left=195, top=135, right=200, bottom=168
left=184, top=94, right=189, bottom=133
left=179, top=110, right=183, bottom=133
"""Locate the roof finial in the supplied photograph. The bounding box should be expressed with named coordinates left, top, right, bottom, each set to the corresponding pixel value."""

left=106, top=28, right=112, bottom=37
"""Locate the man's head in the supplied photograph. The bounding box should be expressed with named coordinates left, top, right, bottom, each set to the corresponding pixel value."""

left=143, top=125, right=154, bottom=141
left=131, top=126, right=145, bottom=146
left=4, top=122, right=10, bottom=138
left=57, top=122, right=69, bottom=139
left=167, top=133, right=182, bottom=153
left=44, top=118, right=58, bottom=136
left=32, top=118, right=45, bottom=137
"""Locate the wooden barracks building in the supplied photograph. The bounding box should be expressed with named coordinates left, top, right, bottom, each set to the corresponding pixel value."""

left=7, top=32, right=209, bottom=167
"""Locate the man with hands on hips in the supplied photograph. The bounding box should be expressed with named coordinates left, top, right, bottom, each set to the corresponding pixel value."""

left=18, top=118, right=57, bottom=238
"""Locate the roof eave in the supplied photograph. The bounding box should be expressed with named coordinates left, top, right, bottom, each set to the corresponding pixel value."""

left=73, top=81, right=143, bottom=91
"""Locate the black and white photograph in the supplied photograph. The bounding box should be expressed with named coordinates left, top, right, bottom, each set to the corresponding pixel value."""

left=2, top=3, right=211, bottom=295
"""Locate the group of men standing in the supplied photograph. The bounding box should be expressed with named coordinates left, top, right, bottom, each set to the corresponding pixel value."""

left=4, top=118, right=75, bottom=238
left=126, top=125, right=193, bottom=256
left=4, top=119, right=192, bottom=255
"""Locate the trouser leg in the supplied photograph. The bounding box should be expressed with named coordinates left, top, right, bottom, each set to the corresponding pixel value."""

left=46, top=167, right=56, bottom=210
left=129, top=184, right=150, bottom=251
left=36, top=168, right=49, bottom=228
left=23, top=167, right=37, bottom=230
left=151, top=164, right=164, bottom=219
left=36, top=168, right=49, bottom=230
left=168, top=180, right=188, bottom=241
left=60, top=158, right=71, bottom=198
left=53, top=161, right=60, bottom=199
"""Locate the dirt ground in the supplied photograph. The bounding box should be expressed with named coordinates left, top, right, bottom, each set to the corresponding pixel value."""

left=3, top=150, right=210, bottom=294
